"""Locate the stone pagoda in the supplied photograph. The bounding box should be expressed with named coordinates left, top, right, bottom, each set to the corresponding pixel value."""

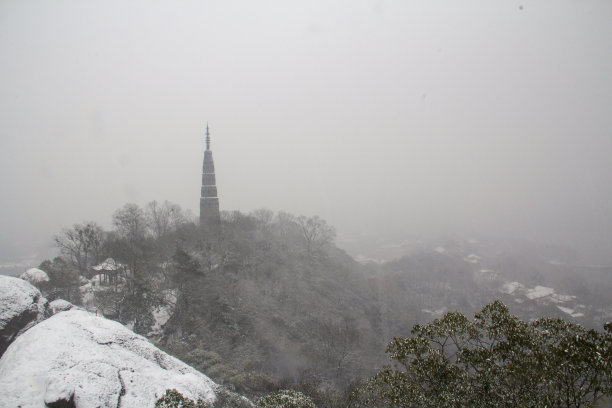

left=199, top=123, right=220, bottom=228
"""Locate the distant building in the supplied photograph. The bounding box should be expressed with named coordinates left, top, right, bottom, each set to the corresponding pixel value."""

left=199, top=123, right=220, bottom=228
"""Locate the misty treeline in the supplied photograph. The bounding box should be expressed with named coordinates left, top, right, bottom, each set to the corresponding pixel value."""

left=39, top=201, right=366, bottom=401
left=43, top=201, right=336, bottom=326
left=36, top=201, right=611, bottom=407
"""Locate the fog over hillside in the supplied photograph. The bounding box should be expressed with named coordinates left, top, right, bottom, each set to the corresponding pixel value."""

left=1, top=0, right=612, bottom=264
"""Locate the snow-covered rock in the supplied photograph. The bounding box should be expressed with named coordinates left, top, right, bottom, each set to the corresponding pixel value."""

left=0, top=309, right=218, bottom=407
left=49, top=299, right=77, bottom=314
left=0, top=276, right=48, bottom=357
left=19, top=268, right=50, bottom=285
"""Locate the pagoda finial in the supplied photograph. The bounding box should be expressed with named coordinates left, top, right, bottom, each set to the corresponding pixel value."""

left=205, top=122, right=211, bottom=150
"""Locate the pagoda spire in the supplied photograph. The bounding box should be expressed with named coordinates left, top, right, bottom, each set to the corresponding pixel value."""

left=200, top=123, right=220, bottom=229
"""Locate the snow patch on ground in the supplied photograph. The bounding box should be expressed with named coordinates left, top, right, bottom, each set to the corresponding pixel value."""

left=149, top=290, right=176, bottom=336
left=525, top=286, right=555, bottom=300
left=557, top=306, right=585, bottom=318
left=464, top=254, right=481, bottom=264
left=422, top=308, right=447, bottom=317
left=550, top=293, right=576, bottom=304
left=434, top=247, right=446, bottom=254
left=354, top=254, right=384, bottom=264
left=19, top=268, right=49, bottom=284
left=500, top=281, right=524, bottom=295
left=473, top=269, right=500, bottom=283
left=0, top=309, right=218, bottom=407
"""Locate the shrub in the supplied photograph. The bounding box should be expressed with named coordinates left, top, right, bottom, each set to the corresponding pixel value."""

left=257, top=389, right=316, bottom=408
left=155, top=389, right=210, bottom=408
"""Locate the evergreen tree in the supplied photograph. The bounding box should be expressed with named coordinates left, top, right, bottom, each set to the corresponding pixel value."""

left=351, top=301, right=612, bottom=408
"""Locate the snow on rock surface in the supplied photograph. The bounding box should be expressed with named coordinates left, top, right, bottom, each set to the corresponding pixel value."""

left=19, top=268, right=50, bottom=284
left=0, top=309, right=218, bottom=408
left=0, top=276, right=48, bottom=357
left=49, top=299, right=77, bottom=314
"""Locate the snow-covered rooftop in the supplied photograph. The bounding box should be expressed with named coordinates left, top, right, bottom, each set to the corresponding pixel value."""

left=92, top=258, right=123, bottom=271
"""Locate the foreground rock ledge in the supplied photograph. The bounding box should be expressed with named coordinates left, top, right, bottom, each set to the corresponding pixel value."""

left=0, top=309, right=217, bottom=408
left=0, top=275, right=48, bottom=357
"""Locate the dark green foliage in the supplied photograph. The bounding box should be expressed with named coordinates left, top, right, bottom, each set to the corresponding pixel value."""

left=351, top=301, right=612, bottom=408
left=38, top=257, right=82, bottom=304
left=160, top=209, right=378, bottom=399
left=155, top=389, right=210, bottom=408
left=212, top=388, right=254, bottom=408
left=256, top=389, right=316, bottom=408
left=161, top=345, right=277, bottom=397
left=154, top=387, right=254, bottom=408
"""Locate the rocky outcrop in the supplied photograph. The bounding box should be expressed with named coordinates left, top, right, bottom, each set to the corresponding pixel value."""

left=0, top=275, right=49, bottom=357
left=49, top=298, right=78, bottom=314
left=19, top=268, right=50, bottom=285
left=0, top=309, right=218, bottom=407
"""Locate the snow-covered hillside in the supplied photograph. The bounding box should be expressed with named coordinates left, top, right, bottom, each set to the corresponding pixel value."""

left=376, top=238, right=611, bottom=327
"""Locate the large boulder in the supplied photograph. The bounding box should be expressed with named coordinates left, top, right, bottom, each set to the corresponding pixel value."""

left=19, top=268, right=50, bottom=285
left=0, top=309, right=218, bottom=407
left=0, top=275, right=48, bottom=356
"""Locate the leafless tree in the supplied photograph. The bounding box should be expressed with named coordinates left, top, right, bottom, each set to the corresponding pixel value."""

left=113, top=203, right=147, bottom=241
left=146, top=200, right=188, bottom=239
left=296, top=215, right=336, bottom=255
left=54, top=221, right=104, bottom=275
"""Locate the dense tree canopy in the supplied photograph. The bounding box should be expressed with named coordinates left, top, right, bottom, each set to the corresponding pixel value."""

left=41, top=202, right=612, bottom=408
left=351, top=301, right=612, bottom=408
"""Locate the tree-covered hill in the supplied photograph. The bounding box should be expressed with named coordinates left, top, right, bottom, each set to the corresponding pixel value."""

left=33, top=201, right=612, bottom=406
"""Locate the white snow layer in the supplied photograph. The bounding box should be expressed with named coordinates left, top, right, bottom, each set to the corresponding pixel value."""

left=19, top=268, right=50, bottom=284
left=525, top=286, right=555, bottom=300
left=0, top=309, right=217, bottom=408
left=464, top=254, right=481, bottom=264
left=0, top=276, right=48, bottom=349
left=557, top=306, right=585, bottom=318
left=49, top=299, right=76, bottom=314
left=500, top=281, right=524, bottom=294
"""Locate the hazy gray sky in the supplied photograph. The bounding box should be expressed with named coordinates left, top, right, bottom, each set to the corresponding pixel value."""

left=1, top=0, right=611, bottom=260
